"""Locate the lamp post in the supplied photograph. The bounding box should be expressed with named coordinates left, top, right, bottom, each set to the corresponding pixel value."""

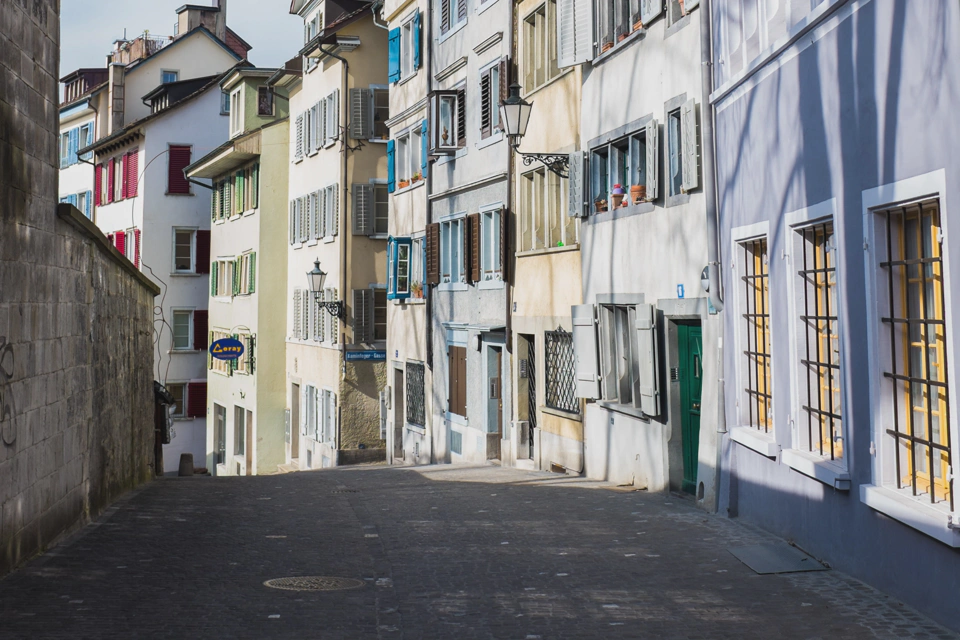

left=499, top=82, right=570, bottom=178
left=307, top=259, right=343, bottom=318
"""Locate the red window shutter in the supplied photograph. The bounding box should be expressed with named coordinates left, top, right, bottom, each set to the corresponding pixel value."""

left=168, top=146, right=191, bottom=194
left=126, top=149, right=139, bottom=198
left=193, top=310, right=209, bottom=350
left=196, top=230, right=211, bottom=274
left=115, top=231, right=126, bottom=256
left=134, top=229, right=141, bottom=267
left=106, top=159, right=115, bottom=203
left=94, top=164, right=102, bottom=206
left=187, top=382, right=207, bottom=418
left=121, top=155, right=129, bottom=199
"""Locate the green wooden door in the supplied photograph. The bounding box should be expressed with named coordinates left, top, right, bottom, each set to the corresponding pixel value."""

left=678, top=324, right=703, bottom=495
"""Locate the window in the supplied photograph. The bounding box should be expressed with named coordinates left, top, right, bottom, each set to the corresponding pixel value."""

left=221, top=90, right=231, bottom=114
left=411, top=237, right=425, bottom=299
left=113, top=154, right=124, bottom=201
left=438, top=0, right=467, bottom=36
left=321, top=389, right=336, bottom=443
left=667, top=107, right=683, bottom=197
left=479, top=62, right=502, bottom=139
left=520, top=167, right=577, bottom=251
left=79, top=124, right=93, bottom=160
left=304, top=385, right=319, bottom=440
left=167, top=383, right=186, bottom=418
left=374, top=289, right=387, bottom=341
left=229, top=89, right=243, bottom=137
left=393, top=126, right=424, bottom=188
left=794, top=222, right=842, bottom=459
left=236, top=252, right=257, bottom=296
left=430, top=90, right=466, bottom=154
left=76, top=191, right=90, bottom=218
left=716, top=0, right=795, bottom=85
left=590, top=124, right=654, bottom=209
left=373, top=89, right=389, bottom=139
left=304, top=12, right=321, bottom=71
left=448, top=345, right=468, bottom=417
left=214, top=404, right=226, bottom=464
left=209, top=330, right=234, bottom=375
left=440, top=217, right=465, bottom=284
left=161, top=70, right=179, bottom=84
left=211, top=259, right=235, bottom=297
left=738, top=237, right=772, bottom=432
left=234, top=406, right=245, bottom=455
left=400, top=16, right=416, bottom=79
left=173, top=310, right=192, bottom=350
left=522, top=1, right=560, bottom=93
left=352, top=288, right=386, bottom=343
left=406, top=362, right=426, bottom=427
left=374, top=184, right=389, bottom=234
left=388, top=238, right=412, bottom=300
left=481, top=208, right=502, bottom=281
left=174, top=229, right=195, bottom=272
left=545, top=329, right=579, bottom=414
left=597, top=0, right=641, bottom=53
left=258, top=86, right=274, bottom=117
left=59, top=131, right=71, bottom=167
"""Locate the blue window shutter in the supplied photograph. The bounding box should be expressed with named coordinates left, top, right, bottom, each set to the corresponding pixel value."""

left=387, top=140, right=396, bottom=193
left=413, top=12, right=422, bottom=70
left=421, top=120, right=429, bottom=178
left=84, top=191, right=92, bottom=217
left=69, top=129, right=79, bottom=165
left=388, top=28, right=401, bottom=83
left=67, top=194, right=78, bottom=207
left=60, top=196, right=69, bottom=204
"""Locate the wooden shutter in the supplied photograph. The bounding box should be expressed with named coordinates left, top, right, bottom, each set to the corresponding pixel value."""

left=497, top=58, right=510, bottom=131
left=251, top=163, right=259, bottom=209
left=387, top=140, right=396, bottom=193
left=84, top=191, right=92, bottom=217
left=295, top=114, right=304, bottom=159
left=572, top=304, right=600, bottom=399
left=468, top=213, right=481, bottom=283
left=557, top=0, right=595, bottom=68
left=680, top=98, right=699, bottom=193
left=426, top=222, right=440, bottom=285
left=568, top=151, right=586, bottom=217
left=133, top=229, right=141, bottom=267
left=289, top=201, right=296, bottom=244
left=634, top=303, right=660, bottom=416
left=115, top=230, right=126, bottom=256
left=167, top=146, right=191, bottom=194
left=121, top=153, right=129, bottom=199
left=94, top=164, right=102, bottom=206
left=106, top=159, right=115, bottom=203
left=456, top=88, right=466, bottom=148
left=500, top=208, right=510, bottom=283
left=480, top=71, right=492, bottom=140
left=325, top=185, right=338, bottom=236
left=448, top=348, right=456, bottom=413
left=248, top=252, right=256, bottom=294
left=353, top=288, right=374, bottom=344
left=640, top=0, right=663, bottom=25
left=193, top=310, right=208, bottom=351
left=211, top=261, right=219, bottom=296
left=187, top=382, right=207, bottom=418
left=645, top=119, right=659, bottom=201
left=353, top=183, right=373, bottom=235
left=388, top=28, right=401, bottom=82
left=350, top=88, right=371, bottom=139
left=196, top=230, right=210, bottom=274
left=126, top=149, right=139, bottom=197
left=456, top=346, right=468, bottom=416
left=211, top=181, right=219, bottom=222
left=293, top=289, right=301, bottom=337
left=457, top=0, right=467, bottom=23
left=413, top=12, right=422, bottom=69
left=440, top=0, right=450, bottom=34
left=421, top=120, right=429, bottom=178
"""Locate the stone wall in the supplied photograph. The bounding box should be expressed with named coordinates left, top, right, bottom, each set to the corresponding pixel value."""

left=0, top=0, right=160, bottom=576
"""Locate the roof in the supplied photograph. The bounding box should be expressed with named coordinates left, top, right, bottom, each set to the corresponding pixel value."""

left=59, top=80, right=108, bottom=113
left=300, top=3, right=372, bottom=57
left=185, top=118, right=288, bottom=179
left=266, top=56, right=303, bottom=87
left=142, top=74, right=220, bottom=103
left=175, top=3, right=220, bottom=14
left=59, top=68, right=108, bottom=83
left=124, top=25, right=242, bottom=78
left=220, top=67, right=278, bottom=91
left=225, top=27, right=253, bottom=53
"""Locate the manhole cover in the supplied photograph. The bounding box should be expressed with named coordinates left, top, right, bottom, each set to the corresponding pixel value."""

left=331, top=489, right=359, bottom=494
left=263, top=576, right=365, bottom=591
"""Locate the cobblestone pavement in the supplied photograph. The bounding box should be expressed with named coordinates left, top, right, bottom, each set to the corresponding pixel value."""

left=0, top=464, right=956, bottom=639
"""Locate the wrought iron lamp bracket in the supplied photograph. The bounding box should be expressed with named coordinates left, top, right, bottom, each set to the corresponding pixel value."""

left=514, top=145, right=569, bottom=179
left=313, top=292, right=343, bottom=318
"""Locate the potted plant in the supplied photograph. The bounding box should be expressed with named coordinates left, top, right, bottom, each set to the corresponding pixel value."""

left=630, top=184, right=646, bottom=203
left=601, top=38, right=614, bottom=53
left=611, top=184, right=625, bottom=208
left=411, top=281, right=423, bottom=298
left=632, top=13, right=643, bottom=32
left=412, top=171, right=423, bottom=183
left=595, top=198, right=608, bottom=213
left=398, top=178, right=410, bottom=189
left=616, top=26, right=628, bottom=43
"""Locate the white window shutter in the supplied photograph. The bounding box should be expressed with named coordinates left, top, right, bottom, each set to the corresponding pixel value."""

left=353, top=183, right=373, bottom=235
left=329, top=288, right=339, bottom=345
left=567, top=151, right=586, bottom=218
left=326, top=185, right=339, bottom=236
left=680, top=98, right=699, bottom=193
left=289, top=201, right=296, bottom=244
left=299, top=197, right=308, bottom=242
left=571, top=304, right=600, bottom=399
left=350, top=88, right=371, bottom=139
left=640, top=0, right=662, bottom=25
left=645, top=119, right=659, bottom=201
left=634, top=303, right=660, bottom=417
left=295, top=114, right=304, bottom=159
left=557, top=0, right=594, bottom=68
left=325, top=390, right=336, bottom=444
left=293, top=289, right=302, bottom=337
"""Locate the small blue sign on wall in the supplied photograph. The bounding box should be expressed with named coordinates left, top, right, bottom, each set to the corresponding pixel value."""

left=677, top=284, right=685, bottom=299
left=210, top=337, right=244, bottom=361
left=345, top=350, right=386, bottom=362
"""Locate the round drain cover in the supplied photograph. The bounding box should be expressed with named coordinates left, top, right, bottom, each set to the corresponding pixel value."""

left=263, top=576, right=365, bottom=592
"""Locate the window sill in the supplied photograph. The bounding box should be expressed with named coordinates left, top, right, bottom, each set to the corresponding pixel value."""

left=516, top=243, right=580, bottom=258
left=405, top=423, right=426, bottom=434
left=165, top=192, right=194, bottom=197
left=367, top=137, right=390, bottom=144
left=541, top=405, right=582, bottom=422
left=292, top=242, right=304, bottom=250
left=168, top=349, right=201, bottom=355
left=324, top=141, right=337, bottom=150
left=172, top=416, right=193, bottom=422
left=395, top=297, right=426, bottom=305
left=215, top=220, right=226, bottom=225
left=369, top=233, right=390, bottom=240
left=436, top=147, right=468, bottom=166
left=437, top=19, right=467, bottom=45
left=307, top=150, right=319, bottom=157
left=522, top=68, right=575, bottom=101
left=210, top=369, right=232, bottom=377
left=595, top=400, right=650, bottom=422
left=397, top=71, right=419, bottom=87
left=729, top=426, right=780, bottom=458
left=169, top=272, right=202, bottom=277
left=477, top=131, right=504, bottom=150
left=307, top=239, right=319, bottom=247
left=477, top=278, right=504, bottom=290
left=589, top=200, right=655, bottom=222
left=213, top=296, right=233, bottom=303
left=445, top=411, right=468, bottom=426
left=860, top=484, right=960, bottom=548
left=323, top=235, right=336, bottom=244
left=243, top=209, right=257, bottom=217
left=294, top=157, right=304, bottom=164
left=437, top=282, right=468, bottom=292
left=592, top=27, right=646, bottom=66
left=476, top=0, right=499, bottom=15
left=782, top=448, right=850, bottom=490
left=393, top=180, right=425, bottom=196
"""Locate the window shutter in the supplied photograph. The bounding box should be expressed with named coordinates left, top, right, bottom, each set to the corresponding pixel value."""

left=350, top=88, right=371, bottom=139
left=315, top=191, right=324, bottom=237
left=387, top=140, right=396, bottom=192
left=353, top=183, right=373, bottom=235
left=247, top=335, right=256, bottom=374
left=326, top=185, right=338, bottom=236
left=211, top=181, right=219, bottom=221
left=325, top=390, right=336, bottom=444
left=249, top=252, right=256, bottom=294
left=557, top=0, right=595, bottom=68
left=299, top=197, right=308, bottom=242
left=440, top=0, right=450, bottom=34
left=84, top=125, right=94, bottom=157
left=289, top=201, right=296, bottom=244
left=187, top=382, right=207, bottom=418
left=115, top=230, right=126, bottom=256
left=168, top=146, right=191, bottom=194
left=468, top=213, right=481, bottom=283
left=126, top=149, right=139, bottom=198
left=421, top=120, right=429, bottom=178
left=211, top=261, right=219, bottom=296
left=293, top=289, right=302, bottom=338
left=426, top=222, right=440, bottom=285
left=634, top=303, right=661, bottom=416
left=84, top=191, right=92, bottom=217
left=640, top=0, right=663, bottom=25
left=303, top=289, right=311, bottom=341
left=680, top=98, right=699, bottom=193
left=295, top=114, right=304, bottom=159
left=133, top=229, right=141, bottom=267
left=413, top=12, right=422, bottom=69
left=121, top=154, right=130, bottom=199
left=233, top=258, right=240, bottom=296
left=106, top=159, right=115, bottom=203
left=457, top=0, right=467, bottom=23
left=480, top=71, right=492, bottom=140
left=230, top=333, right=239, bottom=374
left=94, top=164, right=102, bottom=206
left=388, top=28, right=401, bottom=82
left=67, top=194, right=78, bottom=207
left=193, top=310, right=208, bottom=351
left=456, top=89, right=466, bottom=147
left=69, top=128, right=79, bottom=165
left=251, top=163, right=259, bottom=209
left=571, top=304, right=600, bottom=399
left=196, top=230, right=211, bottom=273
left=568, top=151, right=586, bottom=217
left=353, top=289, right=373, bottom=344
left=500, top=208, right=510, bottom=283
left=498, top=58, right=510, bottom=130
left=645, top=119, right=659, bottom=201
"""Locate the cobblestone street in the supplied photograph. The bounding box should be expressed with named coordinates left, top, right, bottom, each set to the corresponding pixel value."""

left=0, top=465, right=955, bottom=639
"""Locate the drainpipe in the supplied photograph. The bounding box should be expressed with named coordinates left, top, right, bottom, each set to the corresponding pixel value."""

left=424, top=1, right=436, bottom=464
left=504, top=0, right=515, bottom=358
left=370, top=0, right=389, bottom=30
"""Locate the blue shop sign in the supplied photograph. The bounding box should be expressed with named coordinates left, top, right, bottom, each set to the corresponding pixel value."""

left=345, top=350, right=386, bottom=362
left=210, top=337, right=244, bottom=361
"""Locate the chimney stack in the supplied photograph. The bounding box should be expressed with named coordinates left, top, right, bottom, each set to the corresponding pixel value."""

left=215, top=0, right=227, bottom=42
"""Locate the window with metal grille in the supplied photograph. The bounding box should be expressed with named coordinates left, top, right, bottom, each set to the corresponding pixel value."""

left=406, top=362, right=426, bottom=427
left=739, top=237, right=771, bottom=432
left=795, top=222, right=842, bottom=459
left=879, top=200, right=952, bottom=508
left=544, top=329, right=579, bottom=414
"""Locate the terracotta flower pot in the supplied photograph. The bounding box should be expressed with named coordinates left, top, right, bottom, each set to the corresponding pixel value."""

left=611, top=193, right=624, bottom=208
left=631, top=184, right=646, bottom=203
left=601, top=41, right=614, bottom=53
left=398, top=180, right=410, bottom=189
left=633, top=20, right=643, bottom=32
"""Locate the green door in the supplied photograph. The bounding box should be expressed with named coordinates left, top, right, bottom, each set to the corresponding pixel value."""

left=678, top=324, right=703, bottom=495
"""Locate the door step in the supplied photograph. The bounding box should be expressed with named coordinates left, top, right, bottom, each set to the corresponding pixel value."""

left=277, top=460, right=301, bottom=474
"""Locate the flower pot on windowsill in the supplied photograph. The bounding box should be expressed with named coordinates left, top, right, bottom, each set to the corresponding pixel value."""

left=611, top=193, right=624, bottom=208
left=633, top=20, right=643, bottom=32
left=411, top=173, right=422, bottom=184
left=398, top=180, right=410, bottom=189
left=411, top=282, right=423, bottom=298
left=595, top=200, right=608, bottom=213
left=630, top=184, right=646, bottom=203
left=601, top=40, right=614, bottom=53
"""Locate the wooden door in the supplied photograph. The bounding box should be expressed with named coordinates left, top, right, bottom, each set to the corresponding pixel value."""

left=678, top=324, right=703, bottom=495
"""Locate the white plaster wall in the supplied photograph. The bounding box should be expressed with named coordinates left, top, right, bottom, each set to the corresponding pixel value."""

left=58, top=111, right=96, bottom=201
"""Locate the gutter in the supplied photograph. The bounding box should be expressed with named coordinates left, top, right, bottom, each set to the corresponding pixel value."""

left=423, top=0, right=436, bottom=464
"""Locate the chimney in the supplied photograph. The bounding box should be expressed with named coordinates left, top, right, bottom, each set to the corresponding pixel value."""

left=215, top=0, right=227, bottom=42
left=107, top=63, right=126, bottom=134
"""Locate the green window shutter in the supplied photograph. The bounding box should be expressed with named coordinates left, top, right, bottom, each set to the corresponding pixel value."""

left=211, top=261, right=219, bottom=296
left=211, top=181, right=218, bottom=221
left=207, top=331, right=213, bottom=369
left=249, top=252, right=256, bottom=293
left=247, top=335, right=256, bottom=374
left=230, top=333, right=239, bottom=374
left=251, top=163, right=259, bottom=209
left=233, top=259, right=240, bottom=296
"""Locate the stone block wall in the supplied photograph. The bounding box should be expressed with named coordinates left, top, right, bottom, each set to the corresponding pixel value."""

left=0, top=0, right=159, bottom=576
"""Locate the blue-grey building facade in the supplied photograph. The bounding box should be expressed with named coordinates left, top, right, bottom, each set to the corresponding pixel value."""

left=713, top=0, right=960, bottom=628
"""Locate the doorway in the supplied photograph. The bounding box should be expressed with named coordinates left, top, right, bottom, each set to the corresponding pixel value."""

left=245, top=409, right=254, bottom=475
left=677, top=323, right=703, bottom=495
left=519, top=334, right=536, bottom=460
left=290, top=383, right=300, bottom=462
left=394, top=367, right=404, bottom=461
left=486, top=345, right=503, bottom=460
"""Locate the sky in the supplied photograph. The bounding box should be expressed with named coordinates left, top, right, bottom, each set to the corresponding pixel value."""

left=60, top=0, right=302, bottom=73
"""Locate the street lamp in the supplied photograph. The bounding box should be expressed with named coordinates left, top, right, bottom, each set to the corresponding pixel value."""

left=307, top=259, right=343, bottom=318
left=499, top=82, right=570, bottom=178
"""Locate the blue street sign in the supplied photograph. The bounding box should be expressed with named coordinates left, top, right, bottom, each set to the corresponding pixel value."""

left=345, top=350, right=386, bottom=362
left=210, top=337, right=244, bottom=361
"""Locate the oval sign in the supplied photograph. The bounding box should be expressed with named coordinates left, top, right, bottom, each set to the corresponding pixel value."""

left=210, top=337, right=244, bottom=361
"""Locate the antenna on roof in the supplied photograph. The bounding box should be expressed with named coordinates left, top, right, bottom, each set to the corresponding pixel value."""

left=123, top=28, right=127, bottom=39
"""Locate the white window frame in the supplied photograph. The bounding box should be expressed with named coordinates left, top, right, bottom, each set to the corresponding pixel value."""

left=237, top=252, right=254, bottom=296
left=860, top=169, right=960, bottom=546
left=438, top=0, right=468, bottom=43
left=519, top=166, right=577, bottom=253
left=161, top=69, right=179, bottom=84
left=439, top=214, right=467, bottom=289
left=479, top=204, right=503, bottom=287
left=213, top=258, right=235, bottom=298
left=394, top=124, right=423, bottom=188
left=167, top=382, right=187, bottom=418
left=400, top=13, right=417, bottom=80
left=172, top=228, right=196, bottom=274
left=229, top=89, right=243, bottom=138
left=171, top=309, right=193, bottom=351
left=411, top=235, right=426, bottom=300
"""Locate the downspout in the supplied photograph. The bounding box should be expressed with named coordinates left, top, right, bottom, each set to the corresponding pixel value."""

left=504, top=0, right=515, bottom=358
left=424, top=0, right=436, bottom=464
left=370, top=0, right=389, bottom=29
left=699, top=0, right=727, bottom=515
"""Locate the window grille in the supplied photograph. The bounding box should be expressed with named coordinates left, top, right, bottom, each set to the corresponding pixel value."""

left=741, top=238, right=771, bottom=432
left=797, top=222, right=842, bottom=459
left=880, top=200, right=952, bottom=508
left=406, top=362, right=426, bottom=427
left=545, top=328, right=579, bottom=414
left=526, top=340, right=538, bottom=430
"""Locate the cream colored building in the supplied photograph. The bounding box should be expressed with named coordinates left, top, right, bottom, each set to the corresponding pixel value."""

left=185, top=67, right=290, bottom=476
left=276, top=1, right=389, bottom=470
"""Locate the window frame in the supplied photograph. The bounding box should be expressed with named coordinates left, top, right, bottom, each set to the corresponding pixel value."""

left=214, top=403, right=227, bottom=465
left=212, top=258, right=236, bottom=298
left=429, top=89, right=465, bottom=155
left=257, top=86, right=275, bottom=117
left=161, top=69, right=179, bottom=84
left=171, top=309, right=193, bottom=351
left=521, top=0, right=561, bottom=94
left=172, top=228, right=197, bottom=274
left=167, top=383, right=187, bottom=418
left=371, top=87, right=390, bottom=140
left=230, top=89, right=243, bottom=137
left=590, top=128, right=647, bottom=208
left=480, top=206, right=503, bottom=283
left=519, top=166, right=577, bottom=253
left=439, top=214, right=467, bottom=287
left=393, top=125, right=423, bottom=188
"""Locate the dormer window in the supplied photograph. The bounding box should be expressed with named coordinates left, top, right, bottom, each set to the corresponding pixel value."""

left=229, top=89, right=243, bottom=137
left=162, top=70, right=179, bottom=84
